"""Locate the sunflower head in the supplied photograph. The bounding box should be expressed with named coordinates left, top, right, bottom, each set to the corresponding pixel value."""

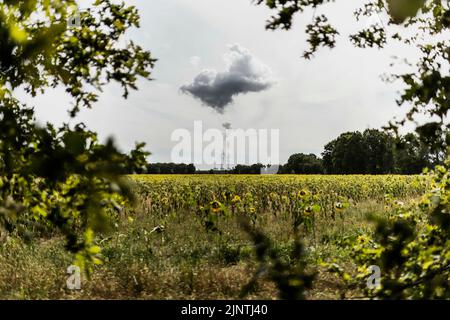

left=210, top=200, right=222, bottom=213
left=298, top=189, right=309, bottom=198
left=304, top=205, right=315, bottom=216
left=357, top=235, right=368, bottom=244
left=269, top=192, right=278, bottom=199
left=394, top=200, right=404, bottom=207
left=231, top=195, right=241, bottom=203
left=334, top=202, right=344, bottom=212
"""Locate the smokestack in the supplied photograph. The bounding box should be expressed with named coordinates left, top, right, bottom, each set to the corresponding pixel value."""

left=222, top=123, right=232, bottom=170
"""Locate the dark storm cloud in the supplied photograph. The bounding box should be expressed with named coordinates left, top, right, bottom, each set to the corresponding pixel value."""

left=180, top=44, right=274, bottom=113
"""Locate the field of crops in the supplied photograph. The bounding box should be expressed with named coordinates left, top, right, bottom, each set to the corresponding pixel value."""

left=132, top=174, right=427, bottom=222
left=0, top=174, right=429, bottom=299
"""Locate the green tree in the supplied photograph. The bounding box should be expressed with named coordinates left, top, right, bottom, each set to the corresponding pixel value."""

left=255, top=0, right=450, bottom=146
left=335, top=132, right=366, bottom=174
left=322, top=132, right=367, bottom=174
left=363, top=129, right=395, bottom=174
left=233, top=164, right=265, bottom=174
left=394, top=133, right=433, bottom=174
left=323, top=129, right=433, bottom=174
left=254, top=0, right=450, bottom=298
left=322, top=138, right=336, bottom=174
left=0, top=0, right=155, bottom=271
left=283, top=153, right=323, bottom=174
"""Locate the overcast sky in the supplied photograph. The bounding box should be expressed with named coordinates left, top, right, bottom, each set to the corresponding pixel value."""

left=25, top=0, right=419, bottom=168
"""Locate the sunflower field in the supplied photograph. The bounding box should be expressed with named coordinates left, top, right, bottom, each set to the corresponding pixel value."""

left=0, top=173, right=435, bottom=299
left=131, top=174, right=427, bottom=228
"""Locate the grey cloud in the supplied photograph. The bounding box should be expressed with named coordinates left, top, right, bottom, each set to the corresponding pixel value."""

left=180, top=44, right=274, bottom=113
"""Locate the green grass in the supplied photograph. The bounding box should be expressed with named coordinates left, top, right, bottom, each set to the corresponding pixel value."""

left=0, top=198, right=398, bottom=299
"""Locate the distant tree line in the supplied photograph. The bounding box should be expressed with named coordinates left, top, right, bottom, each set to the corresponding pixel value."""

left=142, top=163, right=265, bottom=174
left=232, top=164, right=265, bottom=174
left=279, top=129, right=443, bottom=175
left=146, top=163, right=196, bottom=174
left=128, top=129, right=442, bottom=175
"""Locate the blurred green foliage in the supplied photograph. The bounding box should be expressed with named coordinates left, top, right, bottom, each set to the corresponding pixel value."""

left=0, top=0, right=154, bottom=272
left=255, top=0, right=450, bottom=298
left=345, top=161, right=450, bottom=299
left=256, top=0, right=450, bottom=143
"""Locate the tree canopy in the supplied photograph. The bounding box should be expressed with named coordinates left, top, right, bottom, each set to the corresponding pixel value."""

left=0, top=0, right=154, bottom=271
left=281, top=153, right=324, bottom=174
left=255, top=0, right=450, bottom=149
left=147, top=163, right=196, bottom=174
left=323, top=129, right=396, bottom=174
left=254, top=0, right=450, bottom=299
left=279, top=129, right=435, bottom=175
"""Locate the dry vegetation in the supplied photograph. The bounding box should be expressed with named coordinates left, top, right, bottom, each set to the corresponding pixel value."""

left=0, top=175, right=427, bottom=299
